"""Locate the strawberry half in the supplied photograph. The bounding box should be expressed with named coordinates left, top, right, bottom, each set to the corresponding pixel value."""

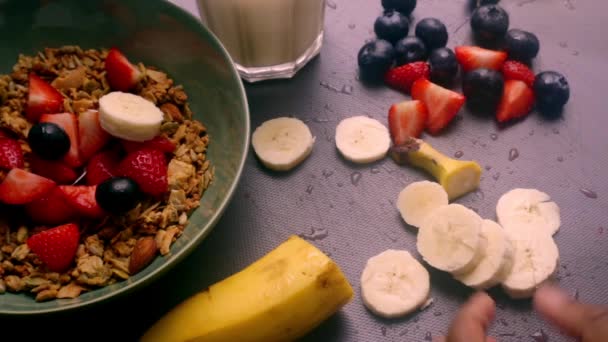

left=384, top=62, right=430, bottom=94
left=105, top=48, right=142, bottom=92
left=86, top=150, right=120, bottom=185
left=388, top=100, right=428, bottom=144
left=26, top=74, right=64, bottom=123
left=455, top=46, right=508, bottom=72
left=0, top=169, right=55, bottom=205
left=58, top=185, right=105, bottom=219
left=411, top=79, right=466, bottom=135
left=501, top=60, right=535, bottom=87
left=79, top=110, right=110, bottom=163
left=40, top=113, right=81, bottom=167
left=27, top=223, right=80, bottom=272
left=117, top=148, right=168, bottom=197
left=25, top=186, right=76, bottom=225
left=121, top=136, right=176, bottom=155
left=29, top=156, right=79, bottom=184
left=496, top=80, right=535, bottom=123
left=0, top=138, right=24, bottom=170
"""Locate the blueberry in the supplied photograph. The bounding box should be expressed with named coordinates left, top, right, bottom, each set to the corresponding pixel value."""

left=394, top=37, right=428, bottom=65
left=96, top=177, right=141, bottom=214
left=534, top=71, right=570, bottom=116
left=374, top=10, right=410, bottom=44
left=357, top=39, right=395, bottom=82
left=471, top=5, right=509, bottom=43
left=505, top=29, right=540, bottom=61
left=381, top=0, right=417, bottom=16
left=429, top=48, right=459, bottom=85
left=462, top=69, right=504, bottom=113
left=27, top=122, right=70, bottom=160
left=415, top=18, right=448, bottom=50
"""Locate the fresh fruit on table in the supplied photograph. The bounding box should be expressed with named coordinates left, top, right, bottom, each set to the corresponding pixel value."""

left=501, top=60, right=535, bottom=87
left=26, top=73, right=64, bottom=122
left=357, top=39, right=396, bottom=82
left=360, top=250, right=430, bottom=318
left=0, top=169, right=55, bottom=205
left=496, top=80, right=535, bottom=123
left=496, top=188, right=561, bottom=236
left=30, top=156, right=79, bottom=184
left=462, top=68, right=505, bottom=113
left=374, top=10, right=410, bottom=44
left=39, top=113, right=81, bottom=167
left=384, top=61, right=430, bottom=94
left=394, top=36, right=428, bottom=65
left=78, top=109, right=110, bottom=163
left=96, top=177, right=141, bottom=214
left=470, top=4, right=509, bottom=44
left=396, top=181, right=448, bottom=228
left=121, top=136, right=176, bottom=154
left=504, top=29, right=540, bottom=62
left=105, top=47, right=142, bottom=92
left=455, top=46, right=507, bottom=72
left=27, top=122, right=70, bottom=161
left=86, top=150, right=120, bottom=185
left=411, top=79, right=465, bottom=134
left=141, top=236, right=353, bottom=342
left=417, top=204, right=483, bottom=274
left=533, top=71, right=570, bottom=116
left=415, top=18, right=448, bottom=50
left=251, top=117, right=315, bottom=171
left=117, top=148, right=168, bottom=197
left=455, top=220, right=514, bottom=290
left=0, top=137, right=24, bottom=169
left=98, top=92, right=164, bottom=142
left=27, top=223, right=80, bottom=273
left=429, top=47, right=459, bottom=85
left=388, top=100, right=428, bottom=143
left=381, top=0, right=417, bottom=16
left=25, top=186, right=76, bottom=225
left=335, top=116, right=391, bottom=164
left=390, top=139, right=482, bottom=200
left=58, top=185, right=105, bottom=219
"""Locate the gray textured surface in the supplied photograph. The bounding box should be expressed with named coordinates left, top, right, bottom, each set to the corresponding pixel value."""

left=7, top=0, right=608, bottom=340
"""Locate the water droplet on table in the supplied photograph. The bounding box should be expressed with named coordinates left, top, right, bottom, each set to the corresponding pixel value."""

left=370, top=167, right=380, bottom=174
left=337, top=182, right=344, bottom=187
left=348, top=23, right=356, bottom=29
left=327, top=0, right=337, bottom=9
left=572, top=50, right=580, bottom=56
left=599, top=227, right=604, bottom=235
left=531, top=329, right=549, bottom=342
left=299, top=226, right=328, bottom=241
left=508, top=148, right=519, bottom=161
left=340, top=84, right=354, bottom=95
left=433, top=311, right=442, bottom=317
left=454, top=151, right=464, bottom=158
left=493, top=172, right=501, bottom=181
left=380, top=326, right=387, bottom=336
left=350, top=171, right=362, bottom=186
left=305, top=185, right=313, bottom=194
left=322, top=169, right=334, bottom=178
left=529, top=129, right=535, bottom=136
left=319, top=81, right=340, bottom=92
left=490, top=133, right=498, bottom=141
left=475, top=190, right=485, bottom=200
left=313, top=117, right=331, bottom=123
left=564, top=0, right=575, bottom=10
left=399, top=329, right=408, bottom=336
left=499, top=318, right=509, bottom=326
left=424, top=332, right=432, bottom=341
left=485, top=165, right=492, bottom=171
left=499, top=332, right=516, bottom=337
left=557, top=156, right=564, bottom=162
left=559, top=41, right=568, bottom=48
left=552, top=128, right=560, bottom=134
left=580, top=188, right=598, bottom=199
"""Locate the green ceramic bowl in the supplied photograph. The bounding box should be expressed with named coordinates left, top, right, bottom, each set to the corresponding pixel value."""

left=0, top=0, right=249, bottom=314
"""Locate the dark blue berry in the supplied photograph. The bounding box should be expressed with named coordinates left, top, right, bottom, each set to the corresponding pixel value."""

left=534, top=71, right=570, bottom=116
left=463, top=69, right=504, bottom=113
left=429, top=48, right=459, bottom=85
left=471, top=5, right=509, bottom=43
left=505, top=29, right=540, bottom=61
left=358, top=39, right=395, bottom=82
left=381, top=0, right=417, bottom=16
left=96, top=177, right=141, bottom=214
left=394, top=37, right=428, bottom=65
left=27, top=122, right=70, bottom=160
left=374, top=10, right=410, bottom=44
left=415, top=18, right=448, bottom=50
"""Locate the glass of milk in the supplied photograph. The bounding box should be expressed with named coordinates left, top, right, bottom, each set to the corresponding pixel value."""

left=197, top=0, right=326, bottom=82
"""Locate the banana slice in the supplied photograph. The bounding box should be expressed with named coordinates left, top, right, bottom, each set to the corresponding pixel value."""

left=397, top=181, right=449, bottom=228
left=496, top=188, right=561, bottom=236
left=502, top=232, right=559, bottom=299
left=455, top=220, right=514, bottom=290
left=251, top=117, right=315, bottom=171
left=417, top=204, right=483, bottom=275
left=98, top=91, right=164, bottom=142
left=361, top=250, right=430, bottom=318
left=335, top=116, right=390, bottom=164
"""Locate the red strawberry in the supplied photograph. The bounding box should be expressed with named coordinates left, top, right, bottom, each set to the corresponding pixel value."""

left=58, top=185, right=105, bottom=219
left=496, top=80, right=535, bottom=123
left=411, top=79, right=466, bottom=135
left=79, top=110, right=110, bottom=163
left=117, top=149, right=168, bottom=197
left=0, top=169, right=55, bottom=205
left=86, top=150, right=120, bottom=185
left=40, top=113, right=81, bottom=167
left=25, top=186, right=76, bottom=225
left=121, top=136, right=176, bottom=155
left=501, top=60, right=535, bottom=87
left=384, top=62, right=430, bottom=94
left=388, top=100, right=428, bottom=144
left=105, top=48, right=142, bottom=91
left=0, top=138, right=24, bottom=170
left=26, top=74, right=64, bottom=122
left=27, top=223, right=80, bottom=272
left=29, top=156, right=78, bottom=184
left=455, top=46, right=508, bottom=72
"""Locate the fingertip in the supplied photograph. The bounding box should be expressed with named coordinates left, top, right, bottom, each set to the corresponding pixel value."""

left=469, top=291, right=496, bottom=318
left=533, top=284, right=570, bottom=316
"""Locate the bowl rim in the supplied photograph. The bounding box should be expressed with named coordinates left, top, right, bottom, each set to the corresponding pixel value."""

left=0, top=0, right=250, bottom=315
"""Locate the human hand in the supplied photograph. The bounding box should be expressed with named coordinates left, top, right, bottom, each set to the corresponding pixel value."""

left=434, top=292, right=497, bottom=342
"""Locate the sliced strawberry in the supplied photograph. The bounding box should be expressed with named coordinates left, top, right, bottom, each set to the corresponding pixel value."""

left=117, top=149, right=168, bottom=197
left=27, top=223, right=80, bottom=272
left=29, top=156, right=79, bottom=184
left=0, top=138, right=24, bottom=170
left=384, top=62, right=430, bottom=94
left=455, top=46, right=508, bottom=72
left=121, top=136, right=176, bottom=155
left=0, top=169, right=55, bottom=205
left=26, top=74, right=64, bottom=122
left=496, top=80, right=535, bottom=123
left=58, top=185, right=105, bottom=219
left=411, top=79, right=466, bottom=135
left=79, top=110, right=110, bottom=163
left=501, top=60, right=535, bottom=87
left=388, top=100, right=428, bottom=145
left=40, top=113, right=81, bottom=167
left=86, top=150, right=120, bottom=185
left=105, top=47, right=142, bottom=92
left=25, top=186, right=76, bottom=225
